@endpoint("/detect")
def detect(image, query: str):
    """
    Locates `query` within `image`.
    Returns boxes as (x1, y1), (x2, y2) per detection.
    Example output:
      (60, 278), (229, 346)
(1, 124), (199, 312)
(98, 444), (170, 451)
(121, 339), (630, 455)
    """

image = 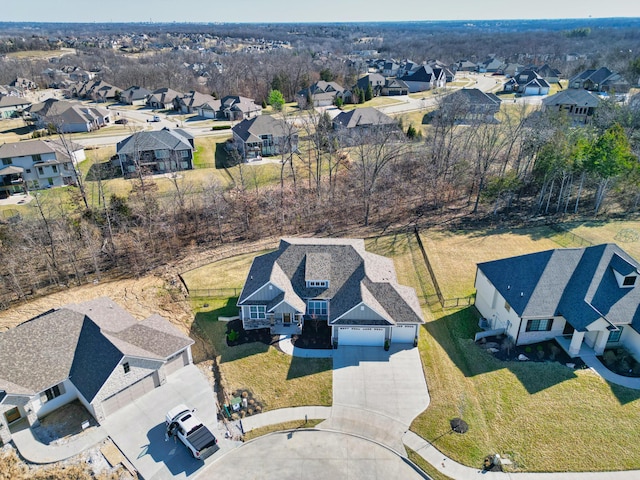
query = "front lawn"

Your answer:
(411, 307), (640, 472)
(363, 228), (640, 472)
(192, 299), (332, 412)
